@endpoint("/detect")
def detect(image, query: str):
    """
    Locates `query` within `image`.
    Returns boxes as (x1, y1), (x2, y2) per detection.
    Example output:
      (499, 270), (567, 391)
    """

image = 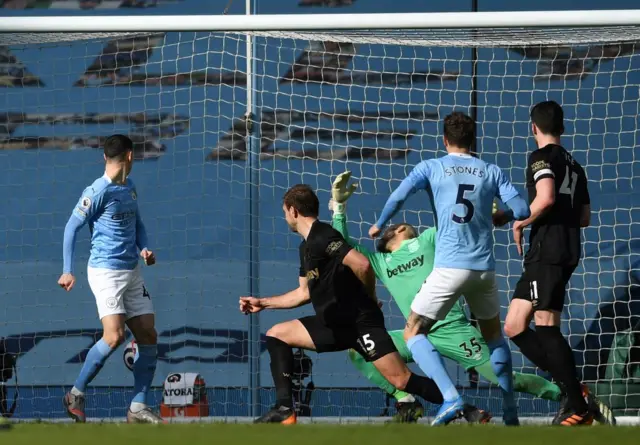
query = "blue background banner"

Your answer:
(0, 0), (639, 418)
